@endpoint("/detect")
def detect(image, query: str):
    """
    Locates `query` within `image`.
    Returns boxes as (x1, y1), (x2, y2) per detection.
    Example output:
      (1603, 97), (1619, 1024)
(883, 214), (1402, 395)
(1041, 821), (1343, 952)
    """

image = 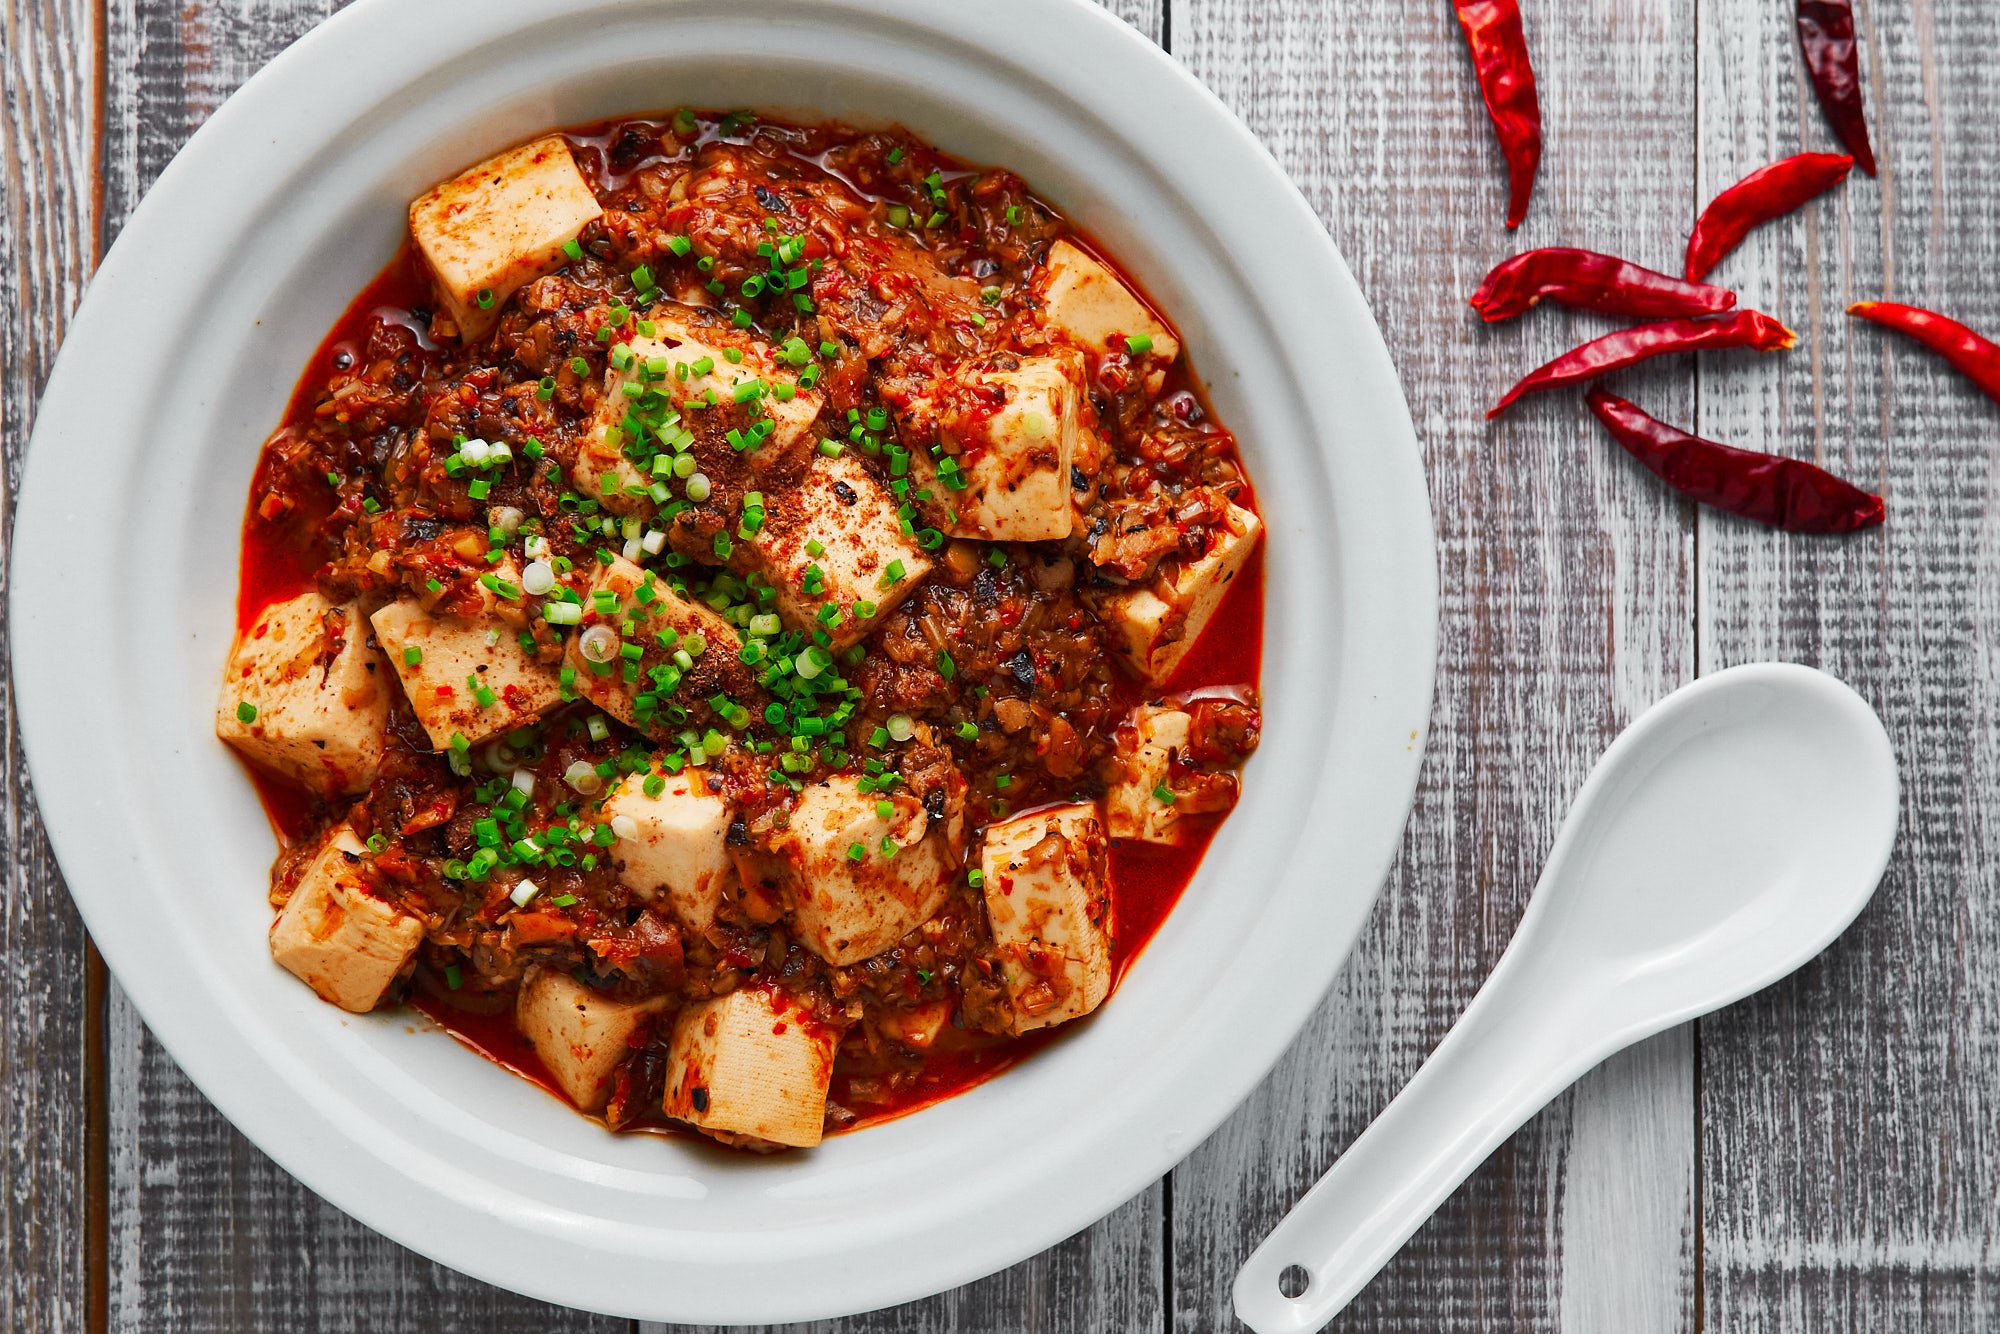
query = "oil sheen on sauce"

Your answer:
(240, 117), (1265, 1135)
